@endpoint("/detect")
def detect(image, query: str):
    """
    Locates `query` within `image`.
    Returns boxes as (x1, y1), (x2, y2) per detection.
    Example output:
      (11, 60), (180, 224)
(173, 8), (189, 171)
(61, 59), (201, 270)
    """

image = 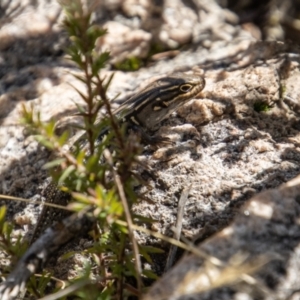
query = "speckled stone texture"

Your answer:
(1, 0), (300, 299)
